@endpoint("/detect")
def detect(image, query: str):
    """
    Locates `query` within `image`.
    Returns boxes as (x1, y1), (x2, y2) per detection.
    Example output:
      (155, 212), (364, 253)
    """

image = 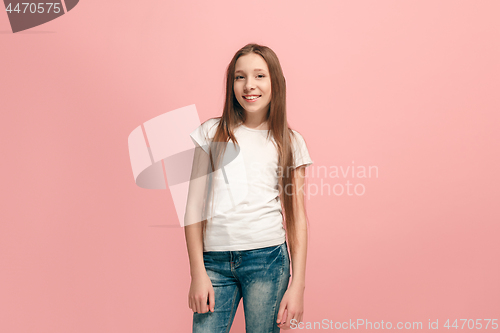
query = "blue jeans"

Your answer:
(193, 241), (291, 333)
